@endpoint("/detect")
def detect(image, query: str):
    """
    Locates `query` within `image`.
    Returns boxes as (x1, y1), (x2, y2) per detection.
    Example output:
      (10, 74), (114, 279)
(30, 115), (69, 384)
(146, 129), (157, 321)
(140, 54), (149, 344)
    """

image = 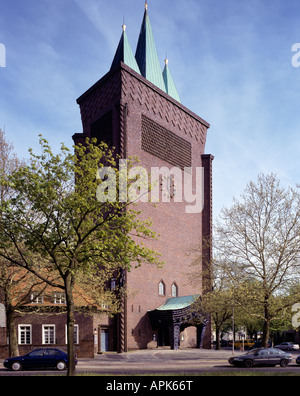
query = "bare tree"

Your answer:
(215, 173), (300, 346)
